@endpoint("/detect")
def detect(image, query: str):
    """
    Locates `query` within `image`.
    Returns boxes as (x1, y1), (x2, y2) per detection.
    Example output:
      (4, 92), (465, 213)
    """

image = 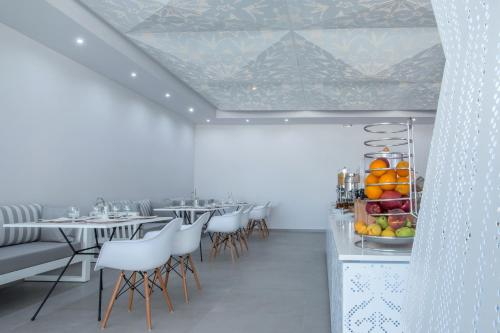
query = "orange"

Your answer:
(379, 172), (397, 190)
(395, 177), (410, 195)
(364, 185), (383, 199)
(385, 169), (397, 178)
(396, 161), (409, 177)
(369, 159), (388, 177)
(365, 174), (379, 185)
